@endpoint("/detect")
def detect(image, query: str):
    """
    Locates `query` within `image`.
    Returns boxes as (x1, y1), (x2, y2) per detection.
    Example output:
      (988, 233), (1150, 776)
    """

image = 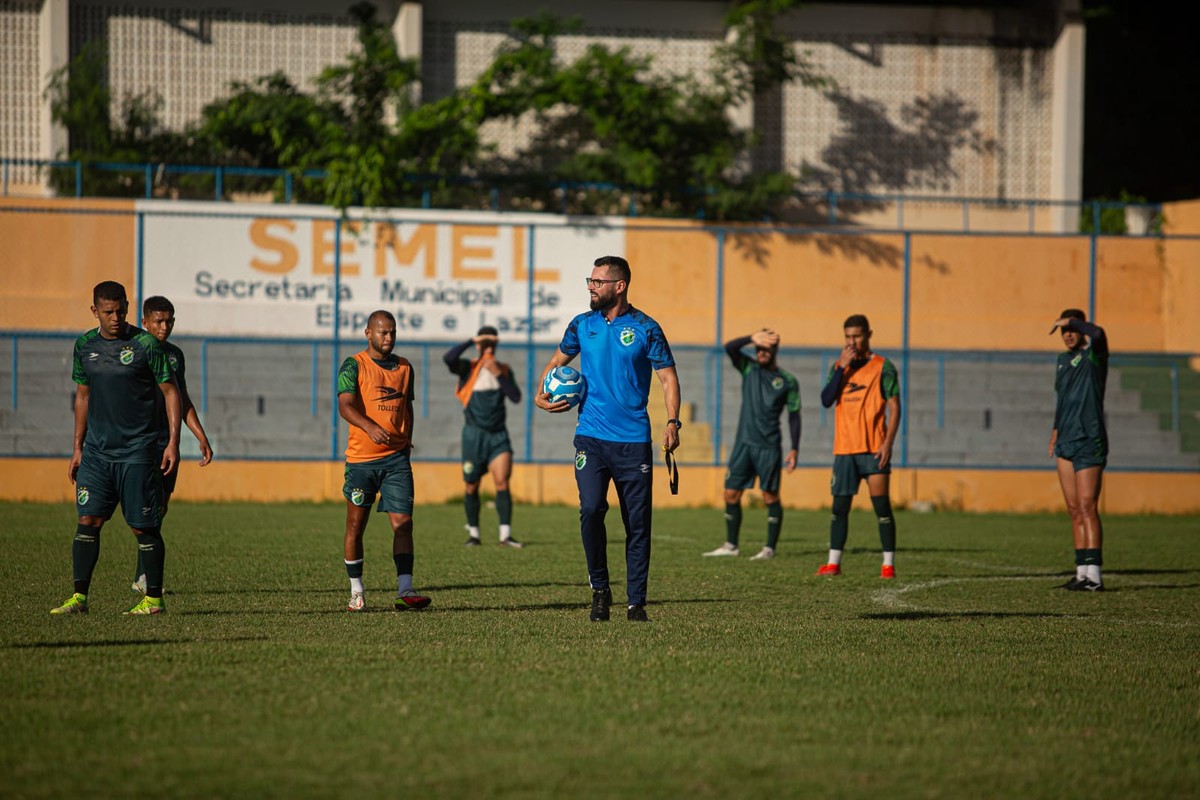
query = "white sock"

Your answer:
(1086, 564), (1102, 584)
(397, 573), (413, 594)
(882, 551), (895, 567)
(828, 549), (843, 566)
(349, 576), (364, 595)
(466, 525), (481, 540)
(1076, 565), (1088, 580)
(499, 524), (512, 541)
